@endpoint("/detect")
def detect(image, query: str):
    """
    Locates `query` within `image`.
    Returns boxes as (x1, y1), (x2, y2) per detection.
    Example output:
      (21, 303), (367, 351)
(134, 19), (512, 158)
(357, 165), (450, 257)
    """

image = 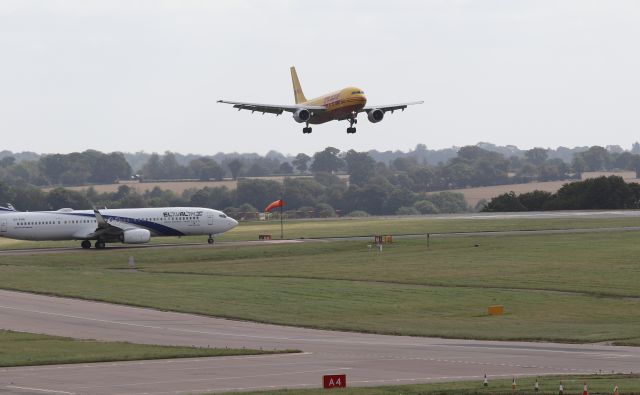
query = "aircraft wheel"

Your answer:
(95, 241), (106, 249)
(81, 240), (91, 249)
(207, 237), (214, 245)
(347, 127), (356, 134)
(303, 127), (312, 134)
